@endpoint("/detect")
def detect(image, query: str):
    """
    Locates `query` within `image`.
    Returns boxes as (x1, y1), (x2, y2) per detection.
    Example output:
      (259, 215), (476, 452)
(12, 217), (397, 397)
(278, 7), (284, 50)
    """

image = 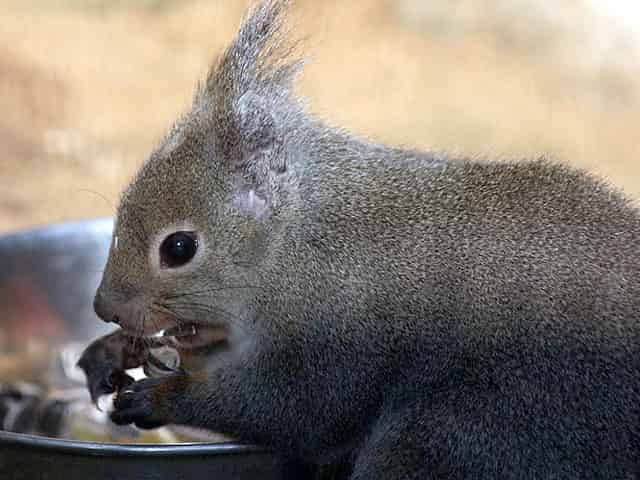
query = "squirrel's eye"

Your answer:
(160, 231), (198, 268)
